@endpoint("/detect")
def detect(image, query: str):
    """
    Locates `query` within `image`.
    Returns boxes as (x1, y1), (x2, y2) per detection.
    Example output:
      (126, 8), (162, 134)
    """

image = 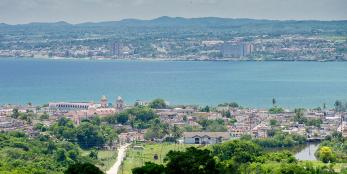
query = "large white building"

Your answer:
(49, 102), (94, 112)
